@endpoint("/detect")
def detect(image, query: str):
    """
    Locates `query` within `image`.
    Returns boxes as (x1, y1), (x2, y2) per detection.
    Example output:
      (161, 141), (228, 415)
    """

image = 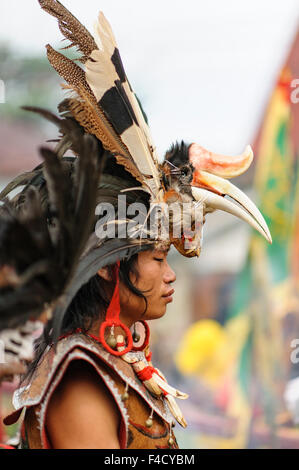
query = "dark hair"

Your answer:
(23, 154), (153, 382)
(24, 253), (147, 382)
